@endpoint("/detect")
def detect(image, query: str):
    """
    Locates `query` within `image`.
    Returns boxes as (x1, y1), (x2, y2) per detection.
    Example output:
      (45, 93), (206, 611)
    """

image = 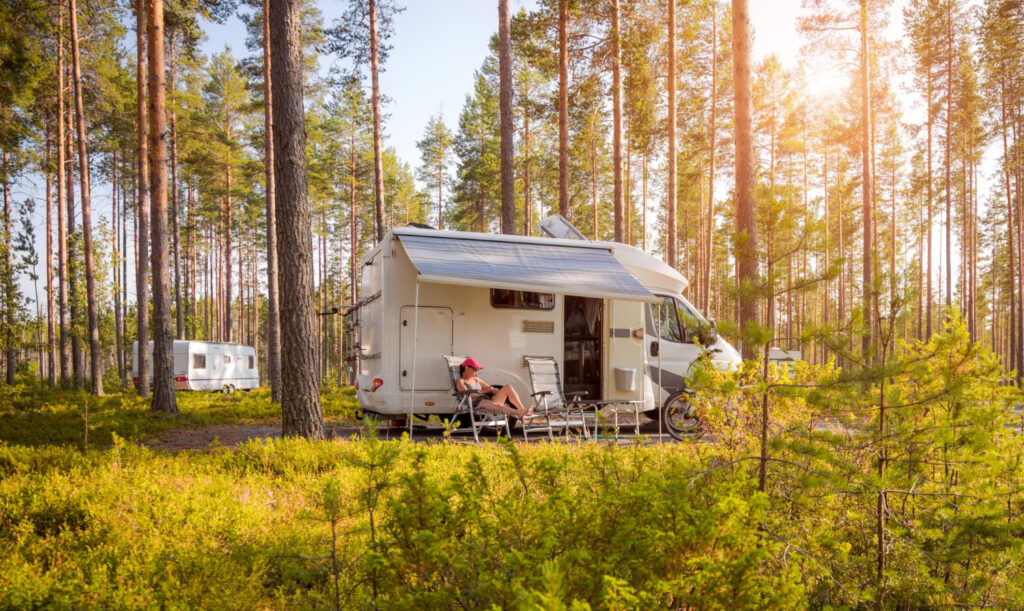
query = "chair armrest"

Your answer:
(531, 390), (553, 398)
(567, 391), (589, 401)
